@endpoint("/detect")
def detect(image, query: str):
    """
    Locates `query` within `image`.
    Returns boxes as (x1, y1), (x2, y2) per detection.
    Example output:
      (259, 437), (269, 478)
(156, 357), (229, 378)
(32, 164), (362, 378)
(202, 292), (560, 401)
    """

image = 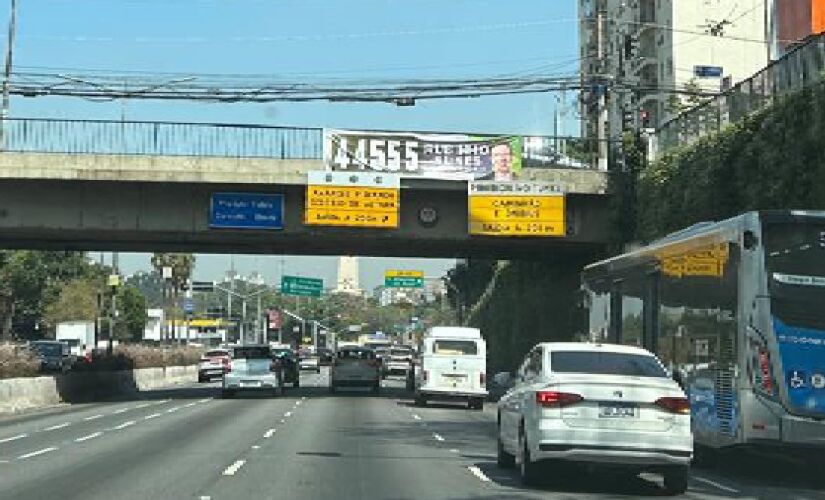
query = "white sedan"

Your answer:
(497, 342), (692, 495)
